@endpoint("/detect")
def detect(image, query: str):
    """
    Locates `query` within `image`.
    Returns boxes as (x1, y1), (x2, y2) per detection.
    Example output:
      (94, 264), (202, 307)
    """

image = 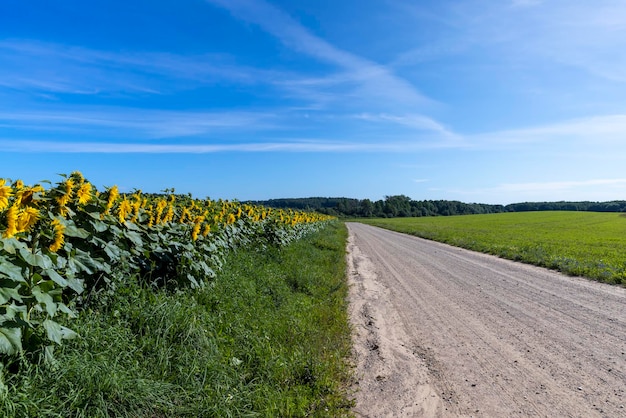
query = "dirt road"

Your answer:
(346, 223), (626, 417)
